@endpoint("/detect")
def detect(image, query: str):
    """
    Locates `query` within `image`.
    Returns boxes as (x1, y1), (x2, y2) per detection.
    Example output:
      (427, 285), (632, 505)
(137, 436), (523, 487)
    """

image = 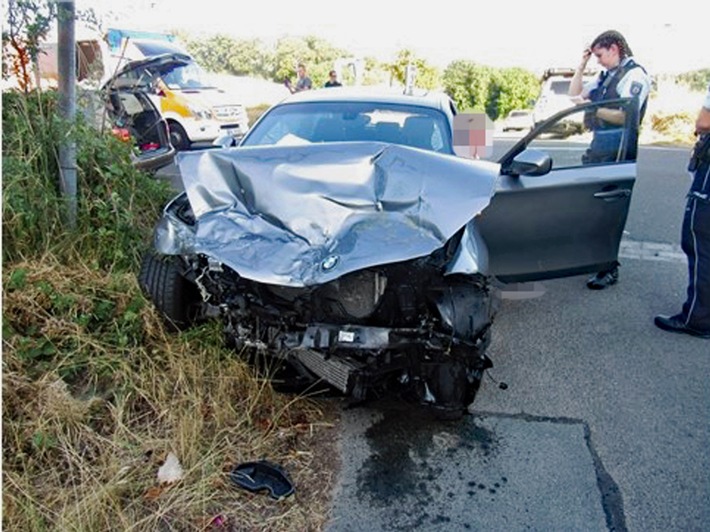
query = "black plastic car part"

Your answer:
(229, 460), (295, 500)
